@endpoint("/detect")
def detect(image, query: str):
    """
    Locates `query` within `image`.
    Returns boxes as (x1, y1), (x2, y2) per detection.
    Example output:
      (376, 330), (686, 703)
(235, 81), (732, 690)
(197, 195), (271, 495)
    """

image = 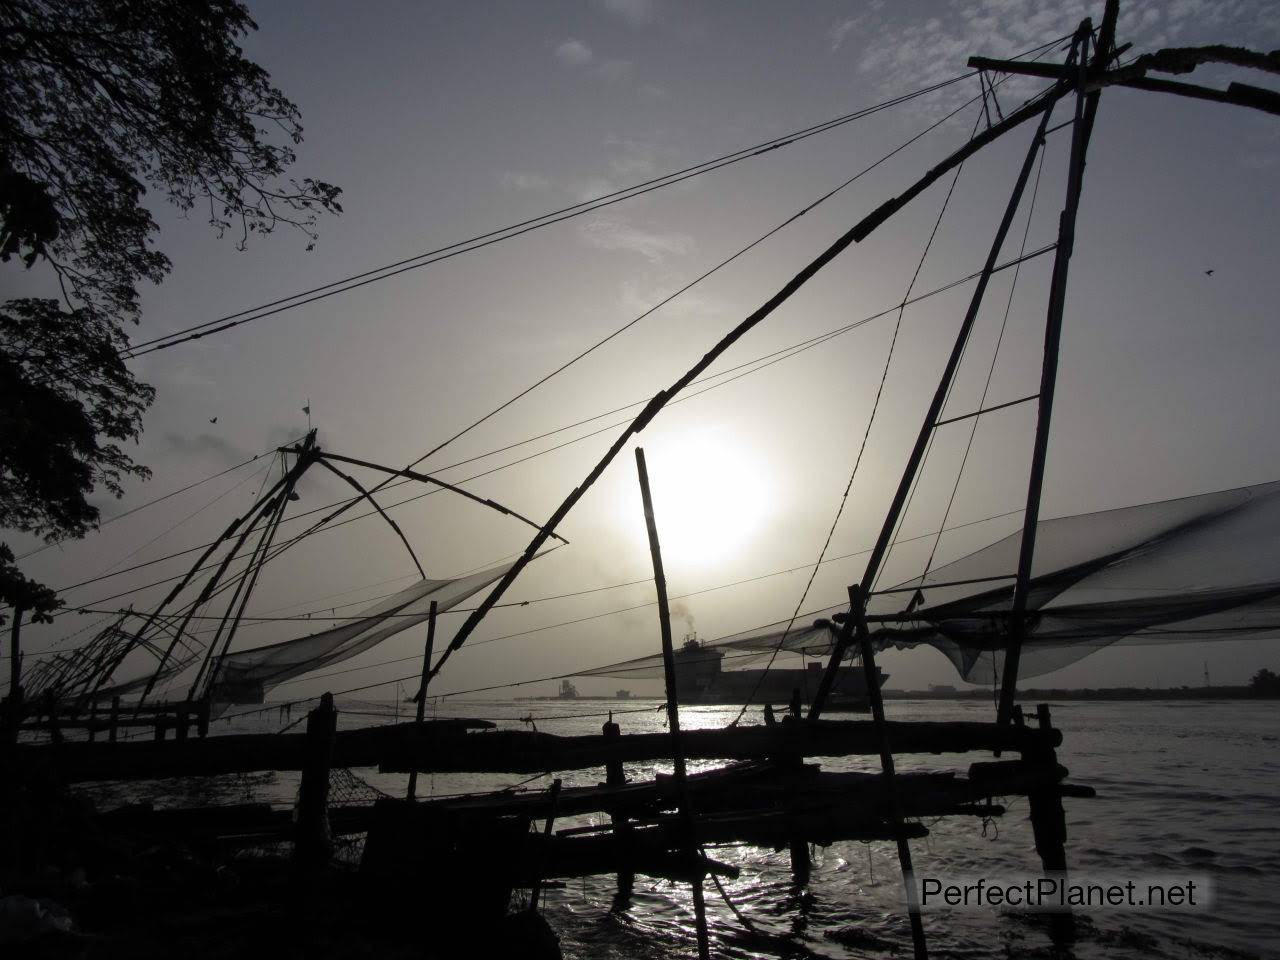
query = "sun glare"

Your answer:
(626, 426), (774, 572)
